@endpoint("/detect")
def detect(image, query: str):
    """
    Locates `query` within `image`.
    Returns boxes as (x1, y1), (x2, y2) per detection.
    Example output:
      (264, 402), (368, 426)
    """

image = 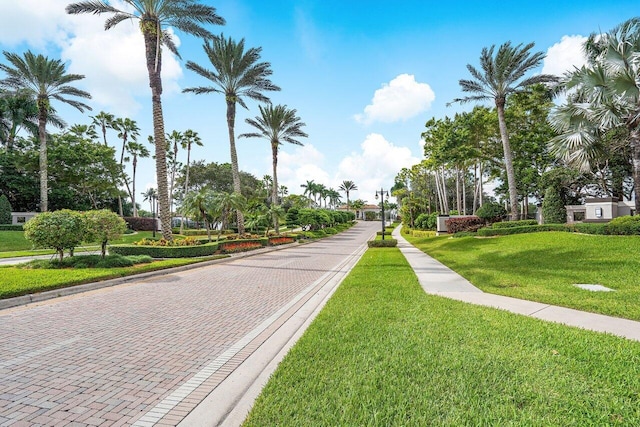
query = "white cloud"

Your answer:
(335, 133), (420, 203)
(354, 74), (435, 124)
(542, 35), (588, 76)
(278, 144), (331, 193)
(0, 0), (72, 49)
(0, 0), (183, 116)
